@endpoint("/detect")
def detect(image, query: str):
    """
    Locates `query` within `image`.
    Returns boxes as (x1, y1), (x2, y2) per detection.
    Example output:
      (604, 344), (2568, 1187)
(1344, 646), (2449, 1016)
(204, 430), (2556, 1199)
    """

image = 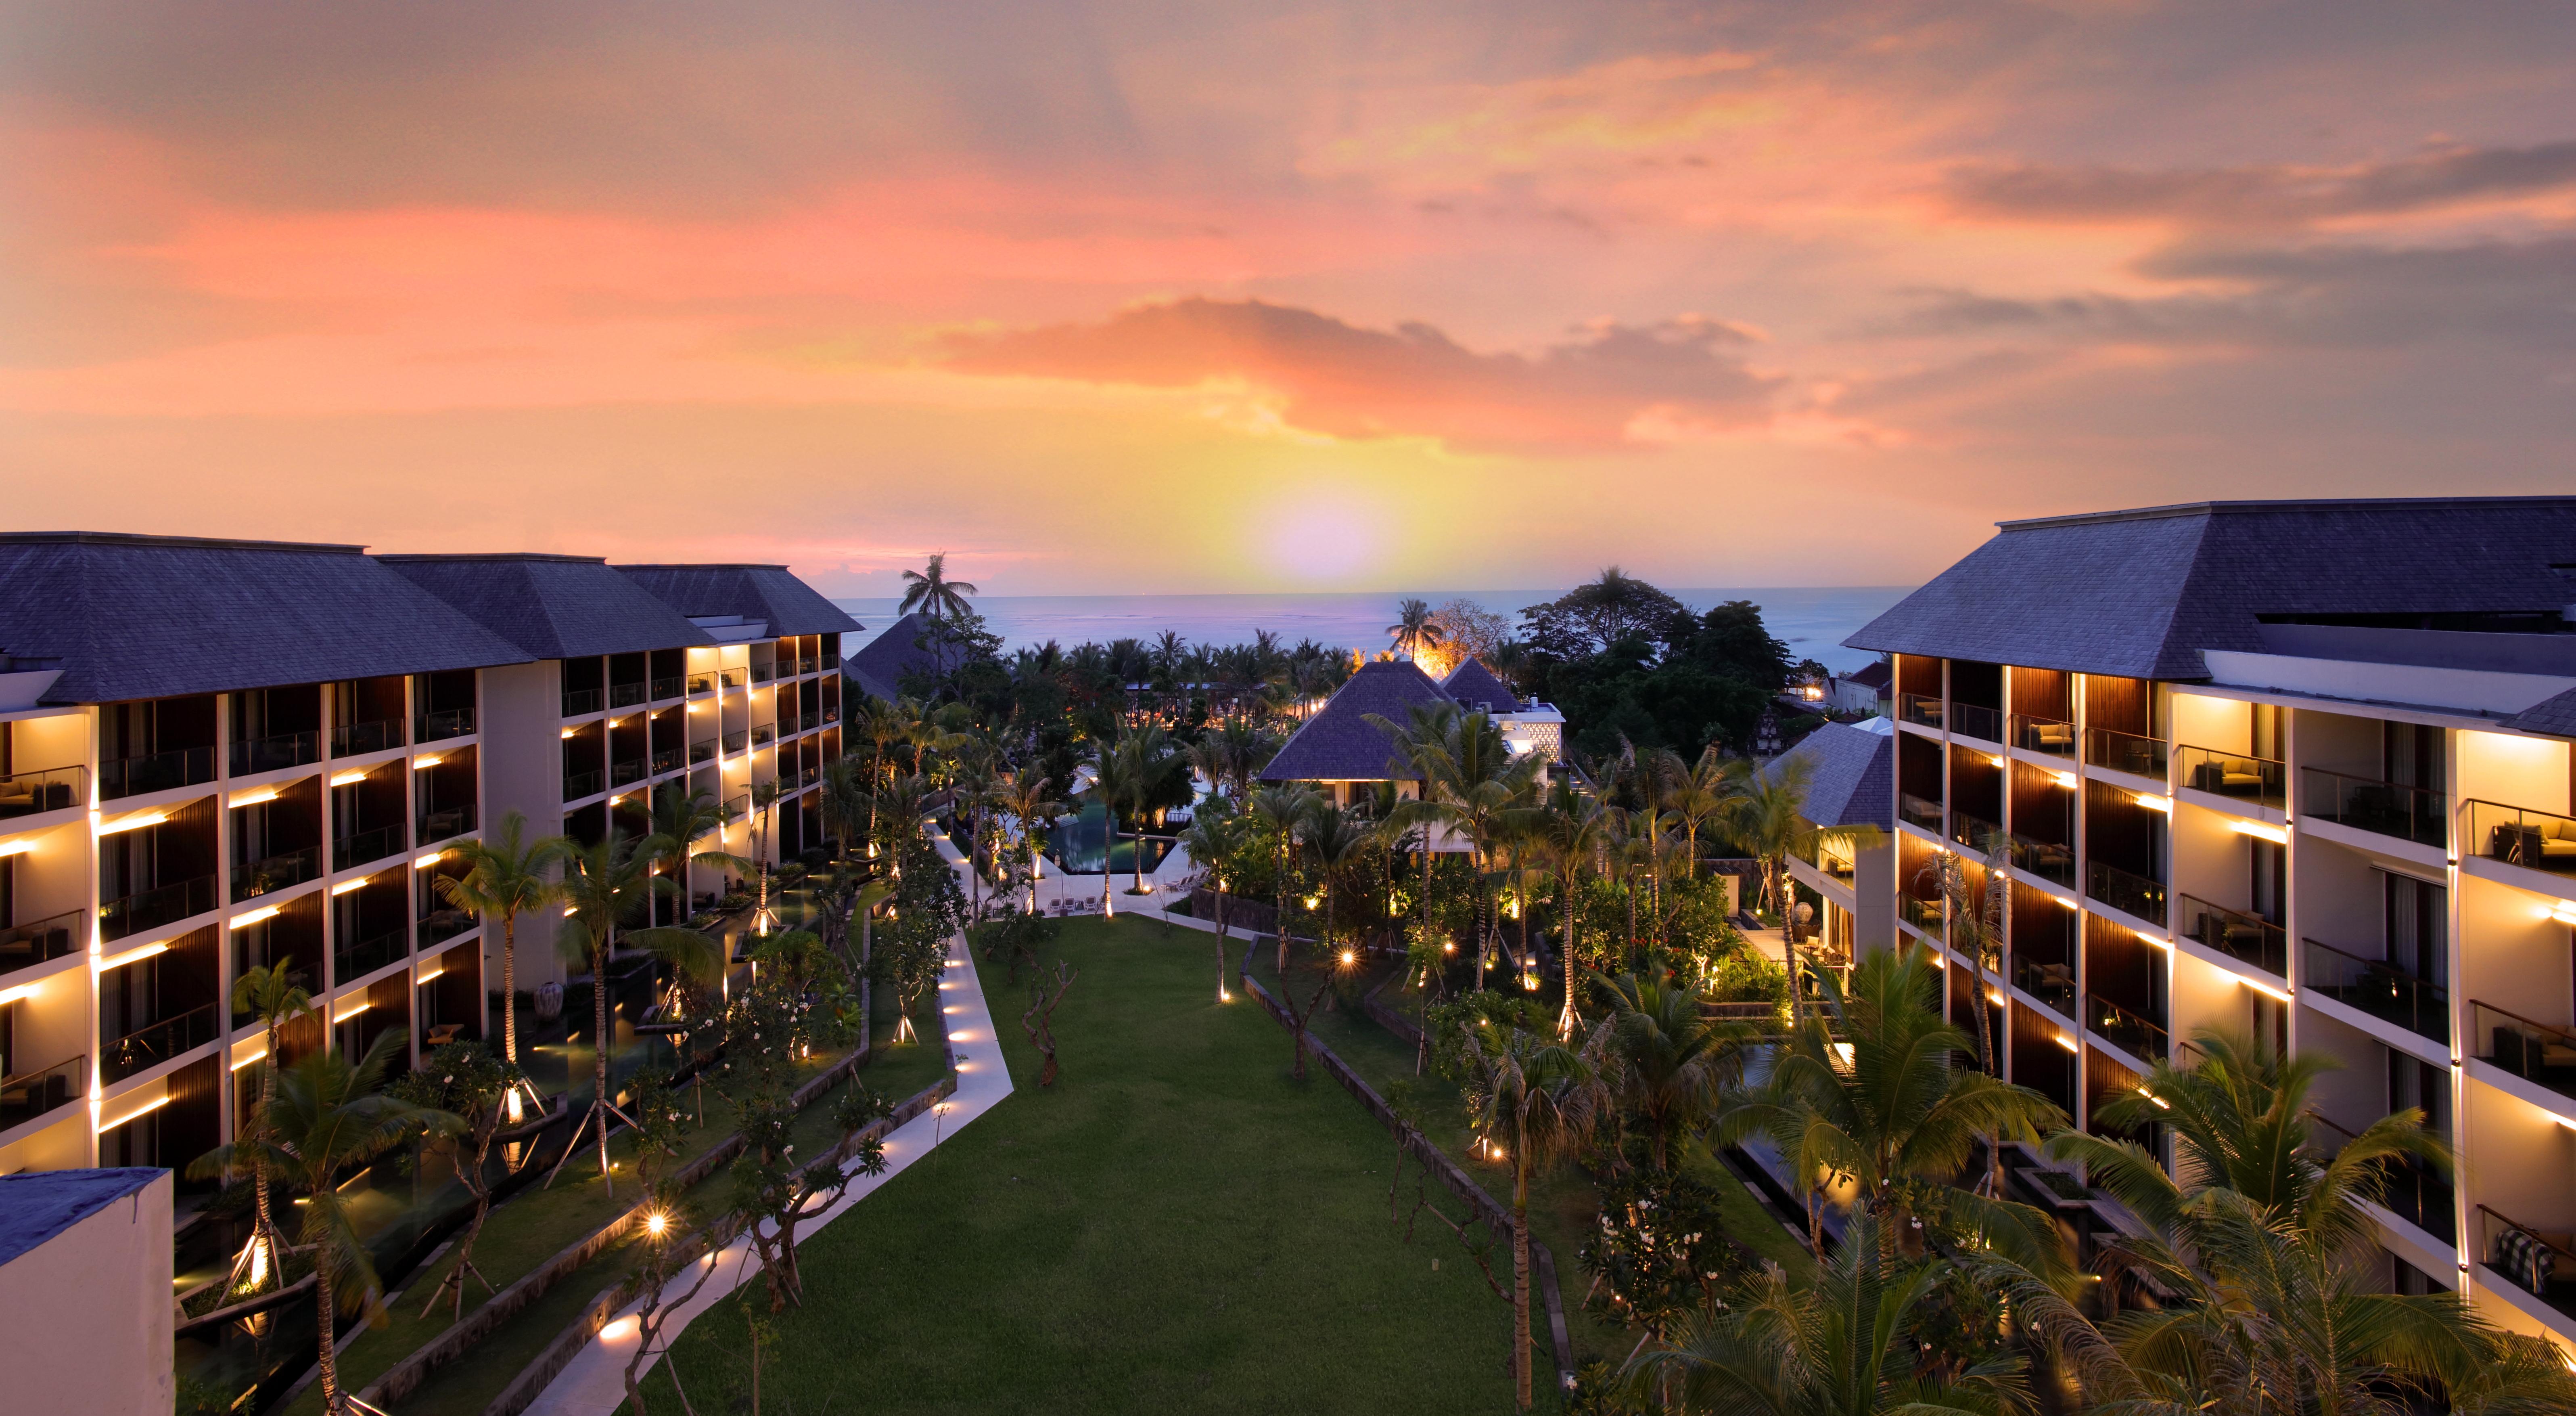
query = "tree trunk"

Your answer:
(1512, 1175), (1534, 1409)
(1472, 847), (1489, 993)
(1777, 861), (1801, 1030)
(314, 1249), (343, 1414)
(501, 913), (519, 1065)
(594, 940), (614, 1197)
